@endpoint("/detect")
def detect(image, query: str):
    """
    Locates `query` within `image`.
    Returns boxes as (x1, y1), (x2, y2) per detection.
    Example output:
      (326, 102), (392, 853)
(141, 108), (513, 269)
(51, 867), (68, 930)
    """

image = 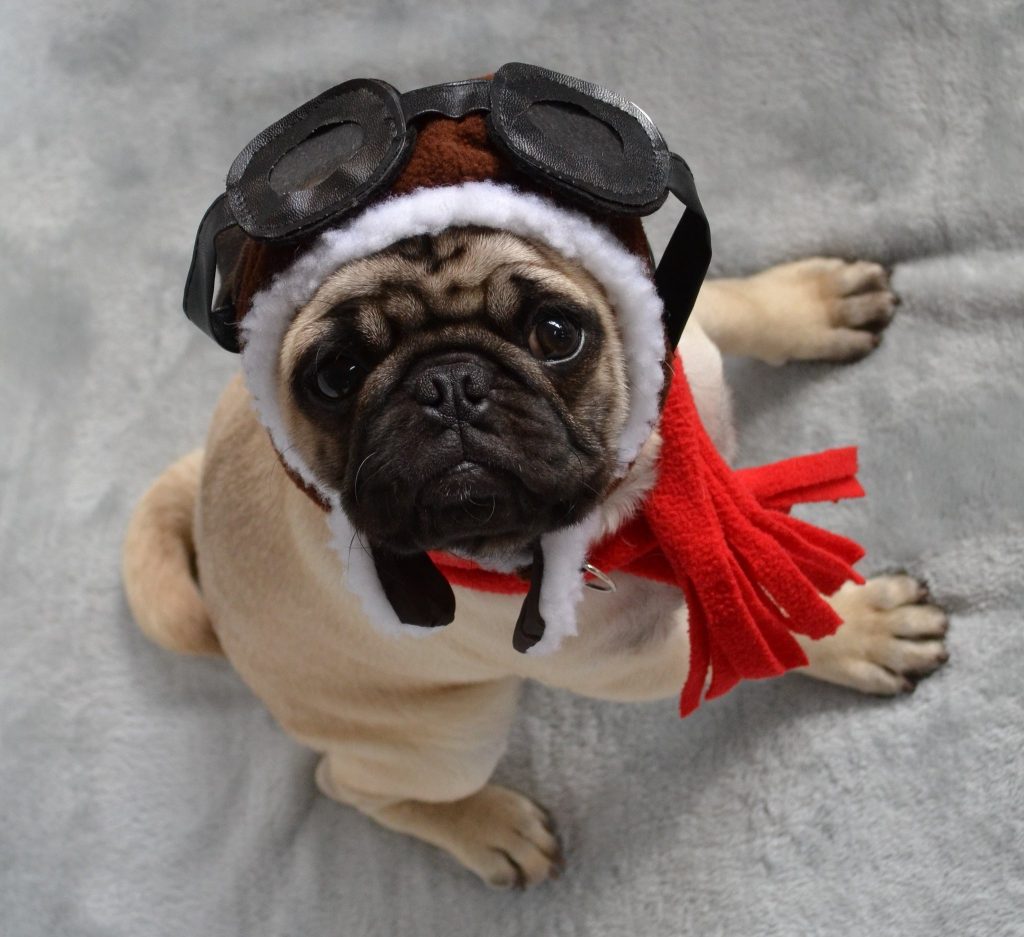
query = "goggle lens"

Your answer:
(226, 79), (409, 241)
(268, 121), (368, 196)
(487, 63), (670, 215)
